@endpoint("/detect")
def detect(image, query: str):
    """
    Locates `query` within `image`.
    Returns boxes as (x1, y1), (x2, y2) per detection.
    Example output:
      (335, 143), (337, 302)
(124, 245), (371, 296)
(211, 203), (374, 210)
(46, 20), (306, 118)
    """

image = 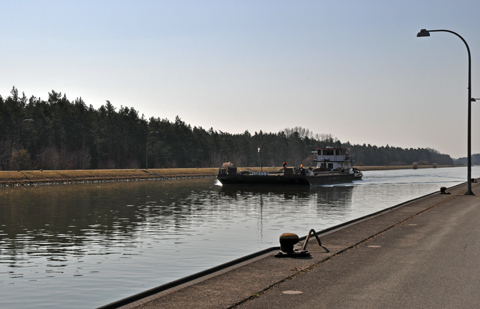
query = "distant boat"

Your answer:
(217, 147), (357, 186)
(352, 168), (363, 180)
